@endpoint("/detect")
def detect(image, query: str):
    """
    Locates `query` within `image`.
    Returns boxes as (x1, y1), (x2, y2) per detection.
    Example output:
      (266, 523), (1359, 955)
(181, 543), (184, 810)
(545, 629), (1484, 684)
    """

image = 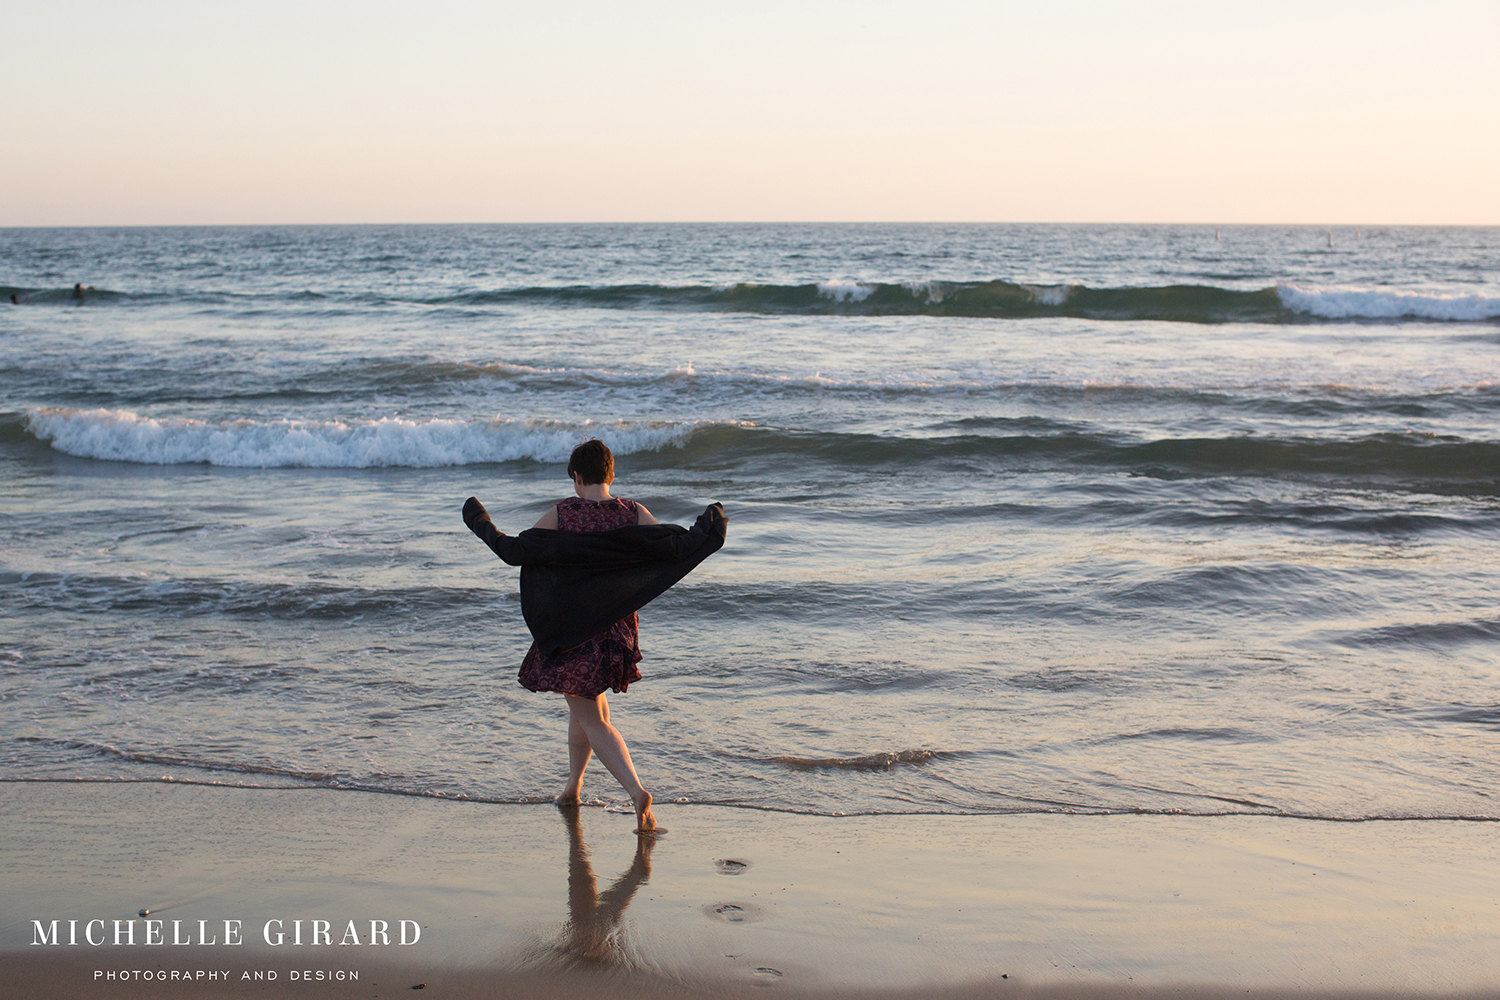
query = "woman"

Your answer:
(519, 439), (659, 833)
